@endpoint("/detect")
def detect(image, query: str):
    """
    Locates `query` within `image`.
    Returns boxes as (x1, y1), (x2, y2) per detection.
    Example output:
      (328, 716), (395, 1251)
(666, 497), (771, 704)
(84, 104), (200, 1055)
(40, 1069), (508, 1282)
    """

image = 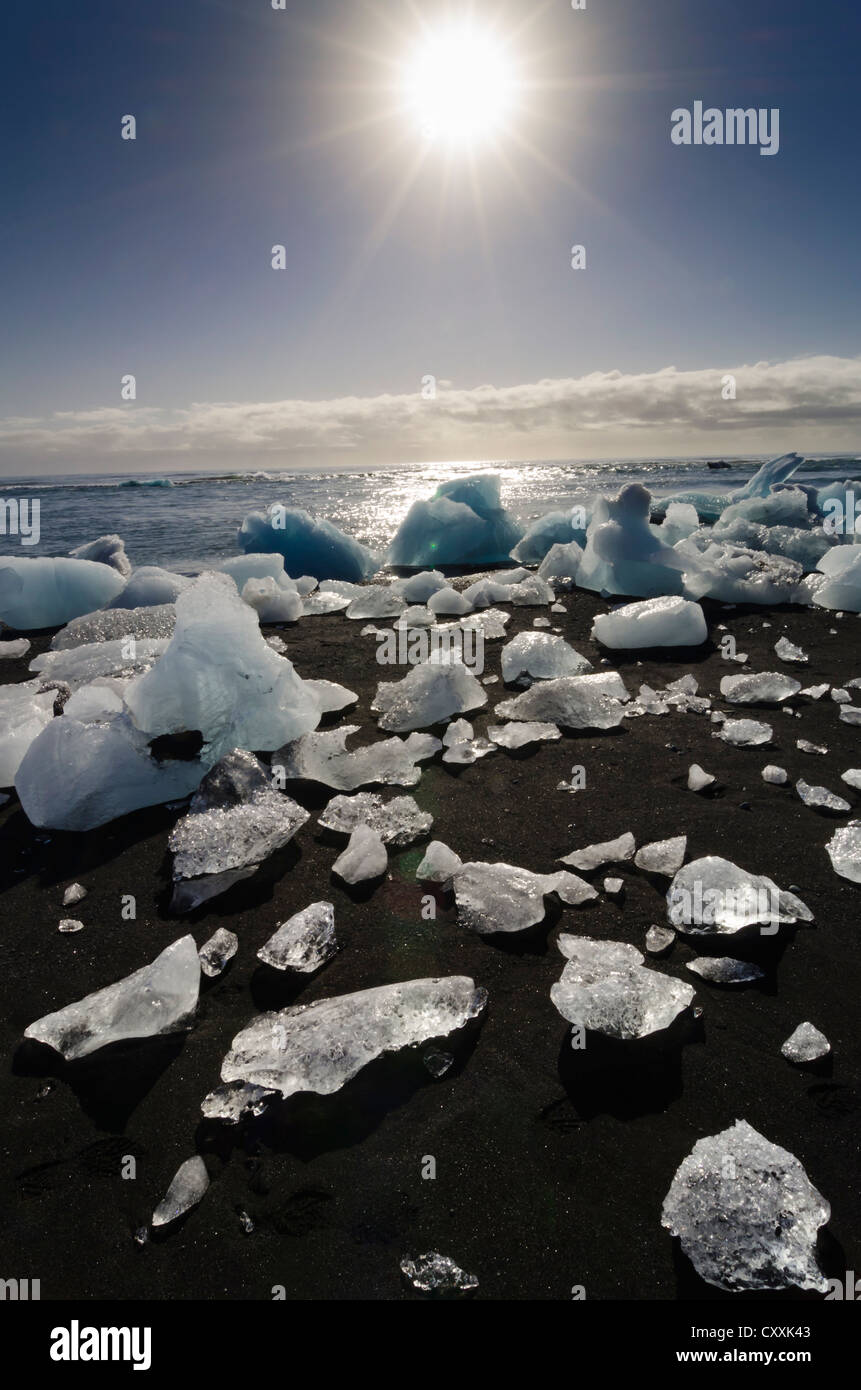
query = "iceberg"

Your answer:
(592, 596), (707, 649)
(219, 976), (487, 1098)
(656, 452), (803, 524)
(387, 474), (523, 568)
(511, 509), (577, 564)
(0, 556), (126, 629)
(577, 484), (692, 599)
(199, 928), (239, 978)
(551, 935), (694, 1039)
(661, 1119), (829, 1292)
(24, 936), (200, 1061)
(238, 505), (379, 581)
(825, 822), (861, 882)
